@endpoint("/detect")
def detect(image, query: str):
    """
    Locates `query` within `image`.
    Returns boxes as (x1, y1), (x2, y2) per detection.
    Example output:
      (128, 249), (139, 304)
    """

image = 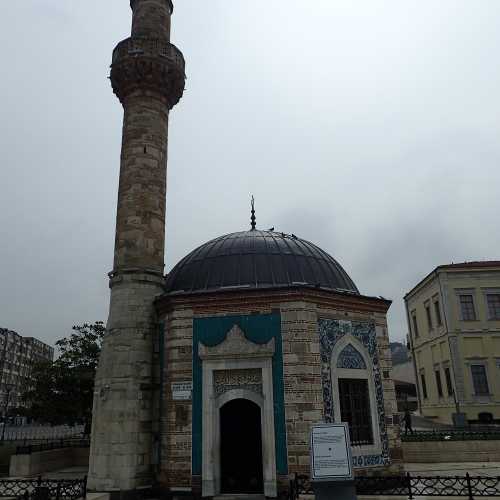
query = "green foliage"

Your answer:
(22, 322), (105, 425)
